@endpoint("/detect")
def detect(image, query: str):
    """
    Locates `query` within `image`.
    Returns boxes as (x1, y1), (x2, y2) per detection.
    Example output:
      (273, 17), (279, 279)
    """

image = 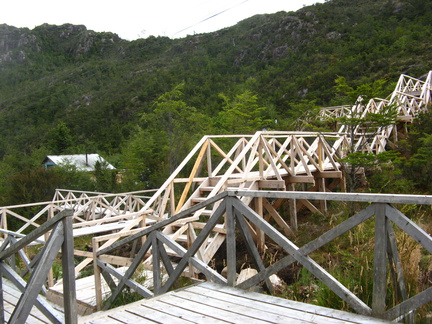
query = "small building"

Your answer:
(42, 154), (115, 171)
